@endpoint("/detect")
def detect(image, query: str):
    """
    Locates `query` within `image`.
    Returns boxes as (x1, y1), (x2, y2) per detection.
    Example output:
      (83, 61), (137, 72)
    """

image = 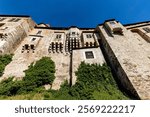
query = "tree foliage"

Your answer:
(23, 57), (55, 87)
(0, 58), (130, 100)
(0, 54), (13, 76)
(47, 62), (129, 100)
(0, 57), (55, 96)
